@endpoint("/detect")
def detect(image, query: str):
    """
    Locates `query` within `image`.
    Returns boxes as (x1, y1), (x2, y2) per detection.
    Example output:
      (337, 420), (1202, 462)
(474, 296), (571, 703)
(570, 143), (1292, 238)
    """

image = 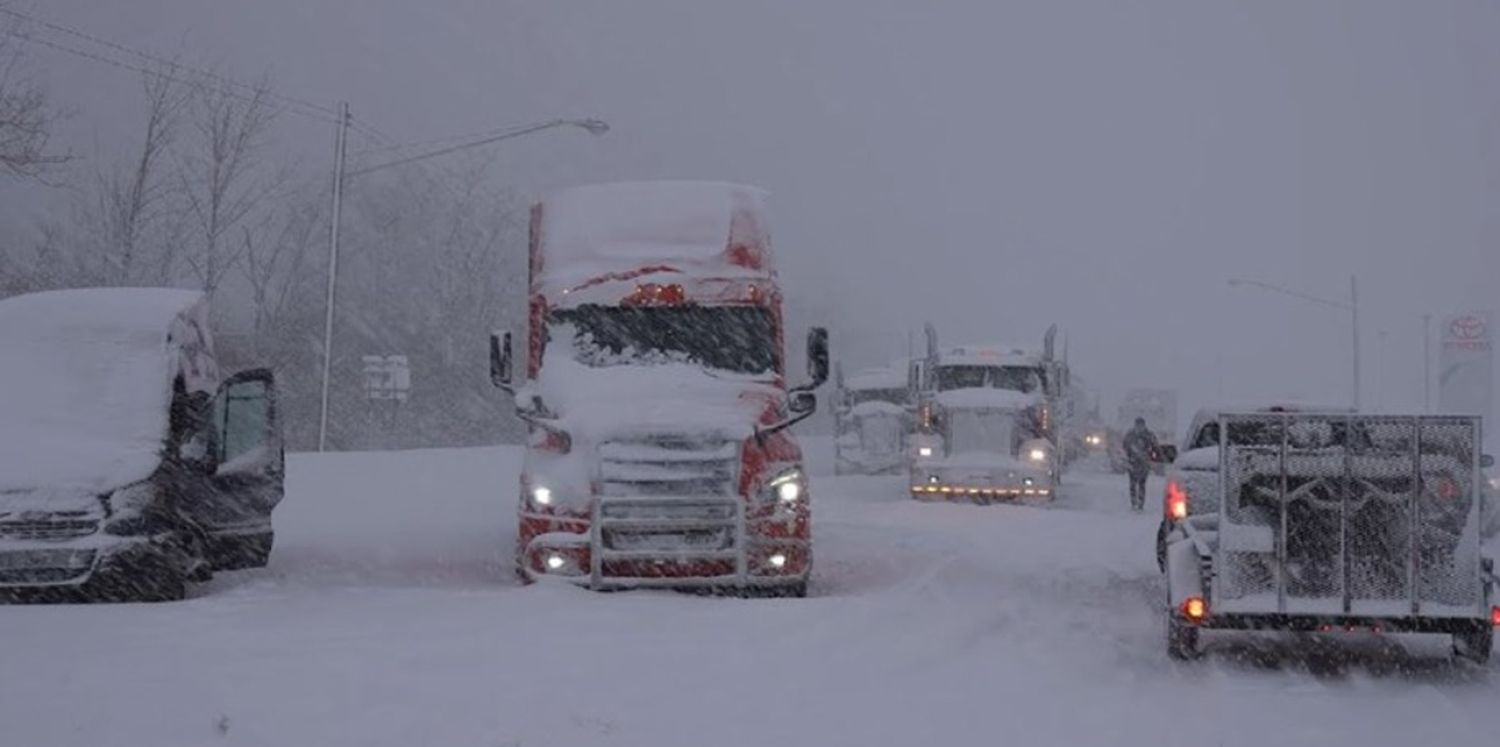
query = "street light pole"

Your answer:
(1227, 275), (1361, 410)
(314, 114), (608, 451)
(1349, 274), (1361, 411)
(1422, 313), (1432, 412)
(318, 102), (350, 452)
